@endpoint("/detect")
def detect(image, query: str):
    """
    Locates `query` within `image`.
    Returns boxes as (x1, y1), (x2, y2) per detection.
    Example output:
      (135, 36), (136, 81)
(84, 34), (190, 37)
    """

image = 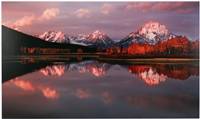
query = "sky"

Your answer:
(2, 2), (199, 41)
